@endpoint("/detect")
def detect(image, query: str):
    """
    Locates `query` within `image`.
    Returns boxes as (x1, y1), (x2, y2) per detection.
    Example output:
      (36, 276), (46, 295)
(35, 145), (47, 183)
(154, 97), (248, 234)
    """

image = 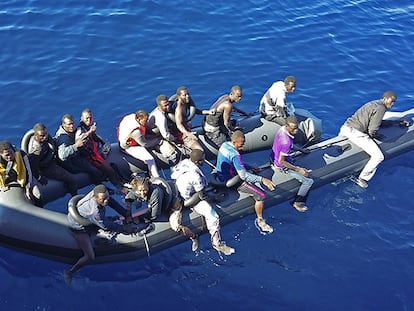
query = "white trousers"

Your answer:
(339, 125), (384, 181)
(125, 146), (159, 178)
(192, 200), (221, 247)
